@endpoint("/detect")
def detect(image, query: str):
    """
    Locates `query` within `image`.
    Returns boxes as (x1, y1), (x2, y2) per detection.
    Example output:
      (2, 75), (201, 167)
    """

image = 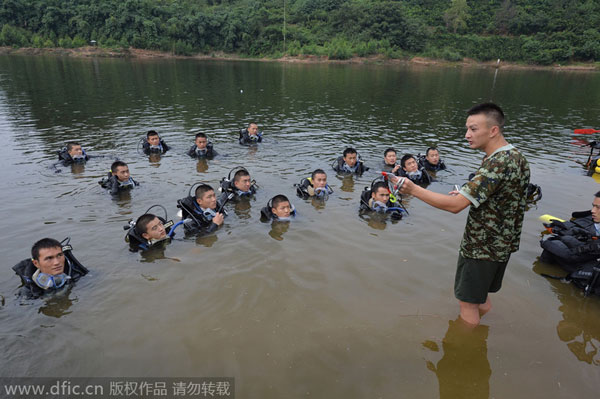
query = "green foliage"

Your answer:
(0, 0), (598, 64)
